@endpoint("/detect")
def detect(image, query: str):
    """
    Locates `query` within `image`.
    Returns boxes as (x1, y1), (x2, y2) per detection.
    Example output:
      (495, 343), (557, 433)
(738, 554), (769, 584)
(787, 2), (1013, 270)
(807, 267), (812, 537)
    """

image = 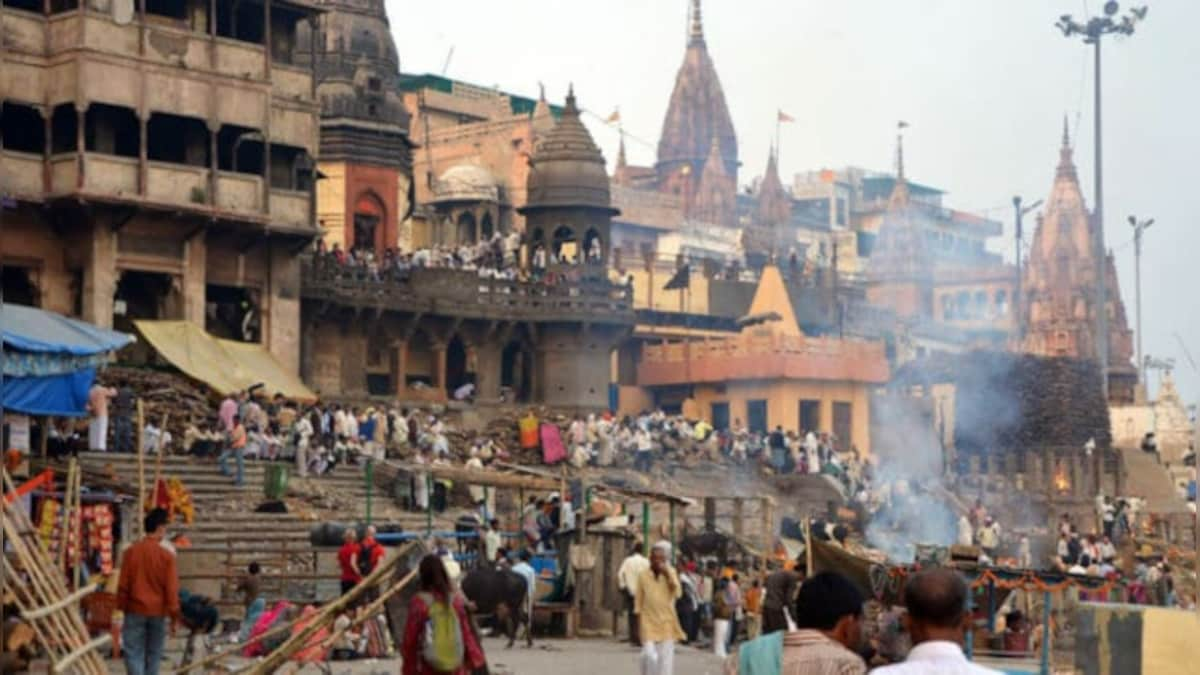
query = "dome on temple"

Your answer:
(433, 164), (499, 204)
(523, 87), (614, 213)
